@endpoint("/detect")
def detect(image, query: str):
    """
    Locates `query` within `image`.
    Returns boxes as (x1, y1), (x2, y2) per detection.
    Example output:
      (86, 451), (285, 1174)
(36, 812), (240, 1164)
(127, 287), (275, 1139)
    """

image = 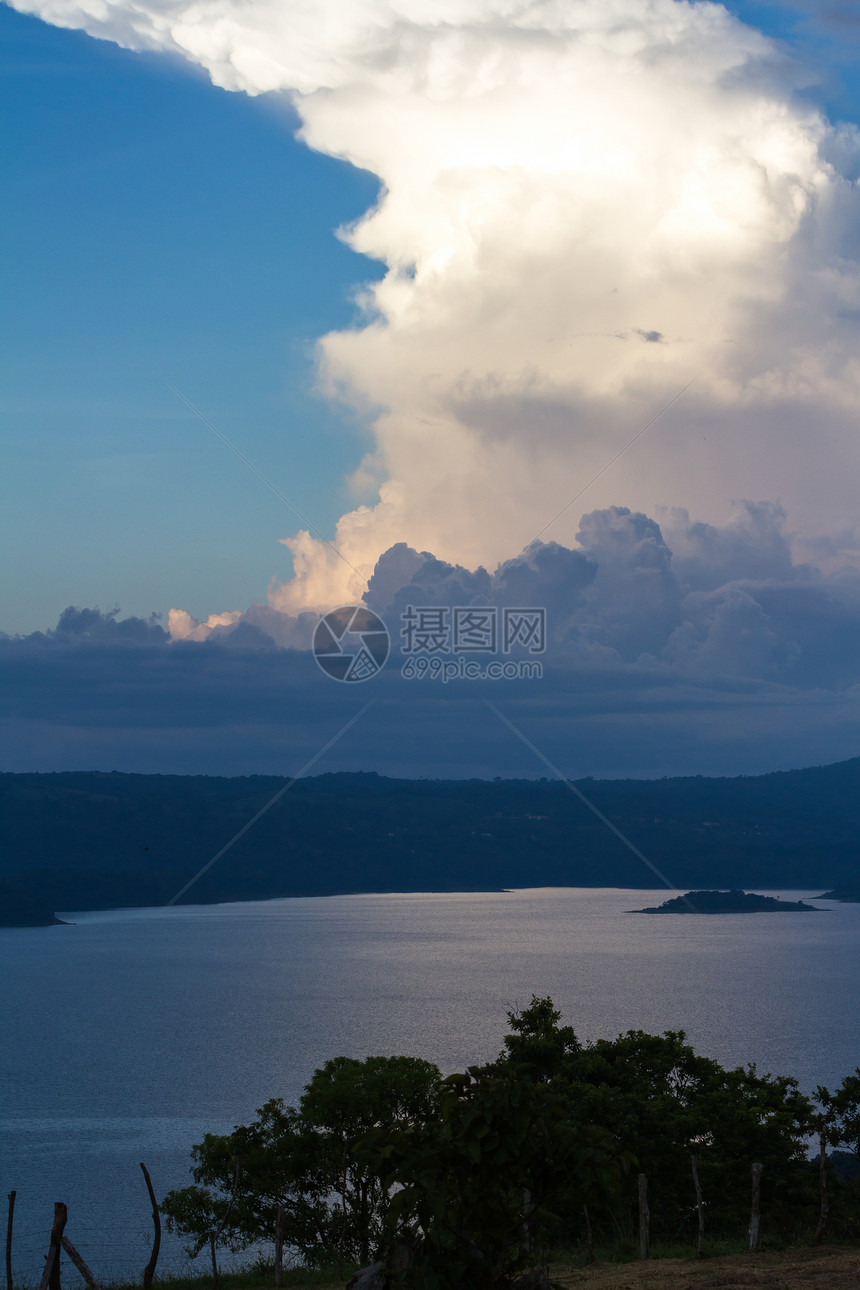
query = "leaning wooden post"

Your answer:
(39, 1203), (67, 1290)
(274, 1204), (284, 1288)
(690, 1155), (705, 1258)
(60, 1238), (102, 1290)
(5, 1191), (15, 1290)
(139, 1163), (161, 1290)
(813, 1127), (829, 1245)
(637, 1174), (650, 1260)
(748, 1162), (762, 1250)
